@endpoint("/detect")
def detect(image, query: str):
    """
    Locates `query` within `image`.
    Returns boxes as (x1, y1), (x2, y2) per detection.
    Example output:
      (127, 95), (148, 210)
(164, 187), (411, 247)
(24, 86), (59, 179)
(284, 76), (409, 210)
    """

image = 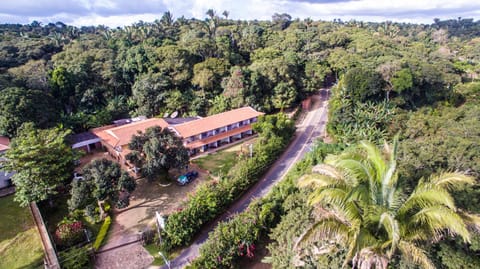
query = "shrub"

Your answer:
(162, 114), (295, 250)
(189, 142), (345, 268)
(59, 246), (91, 269)
(93, 216), (111, 250)
(54, 221), (85, 247)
